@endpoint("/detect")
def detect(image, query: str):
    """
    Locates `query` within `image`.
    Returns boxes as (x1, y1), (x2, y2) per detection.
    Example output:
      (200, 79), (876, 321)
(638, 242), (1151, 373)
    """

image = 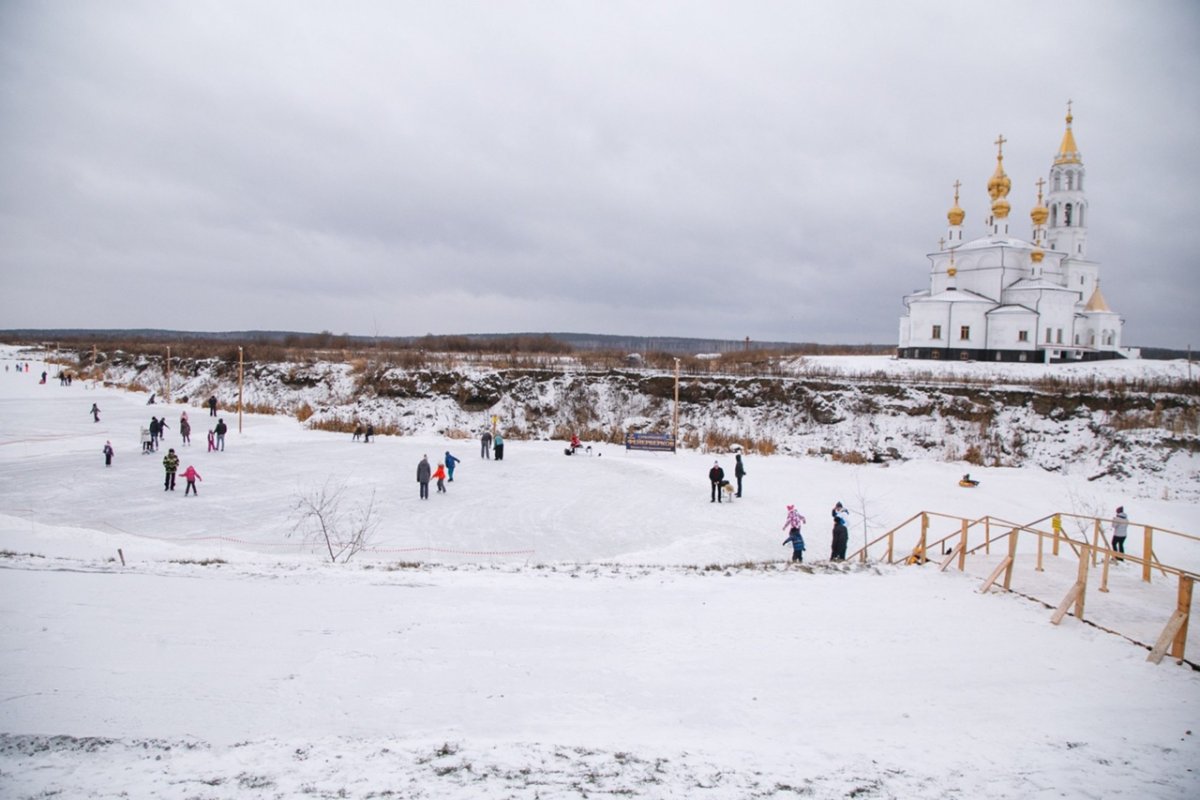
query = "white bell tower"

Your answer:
(1046, 102), (1088, 258)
